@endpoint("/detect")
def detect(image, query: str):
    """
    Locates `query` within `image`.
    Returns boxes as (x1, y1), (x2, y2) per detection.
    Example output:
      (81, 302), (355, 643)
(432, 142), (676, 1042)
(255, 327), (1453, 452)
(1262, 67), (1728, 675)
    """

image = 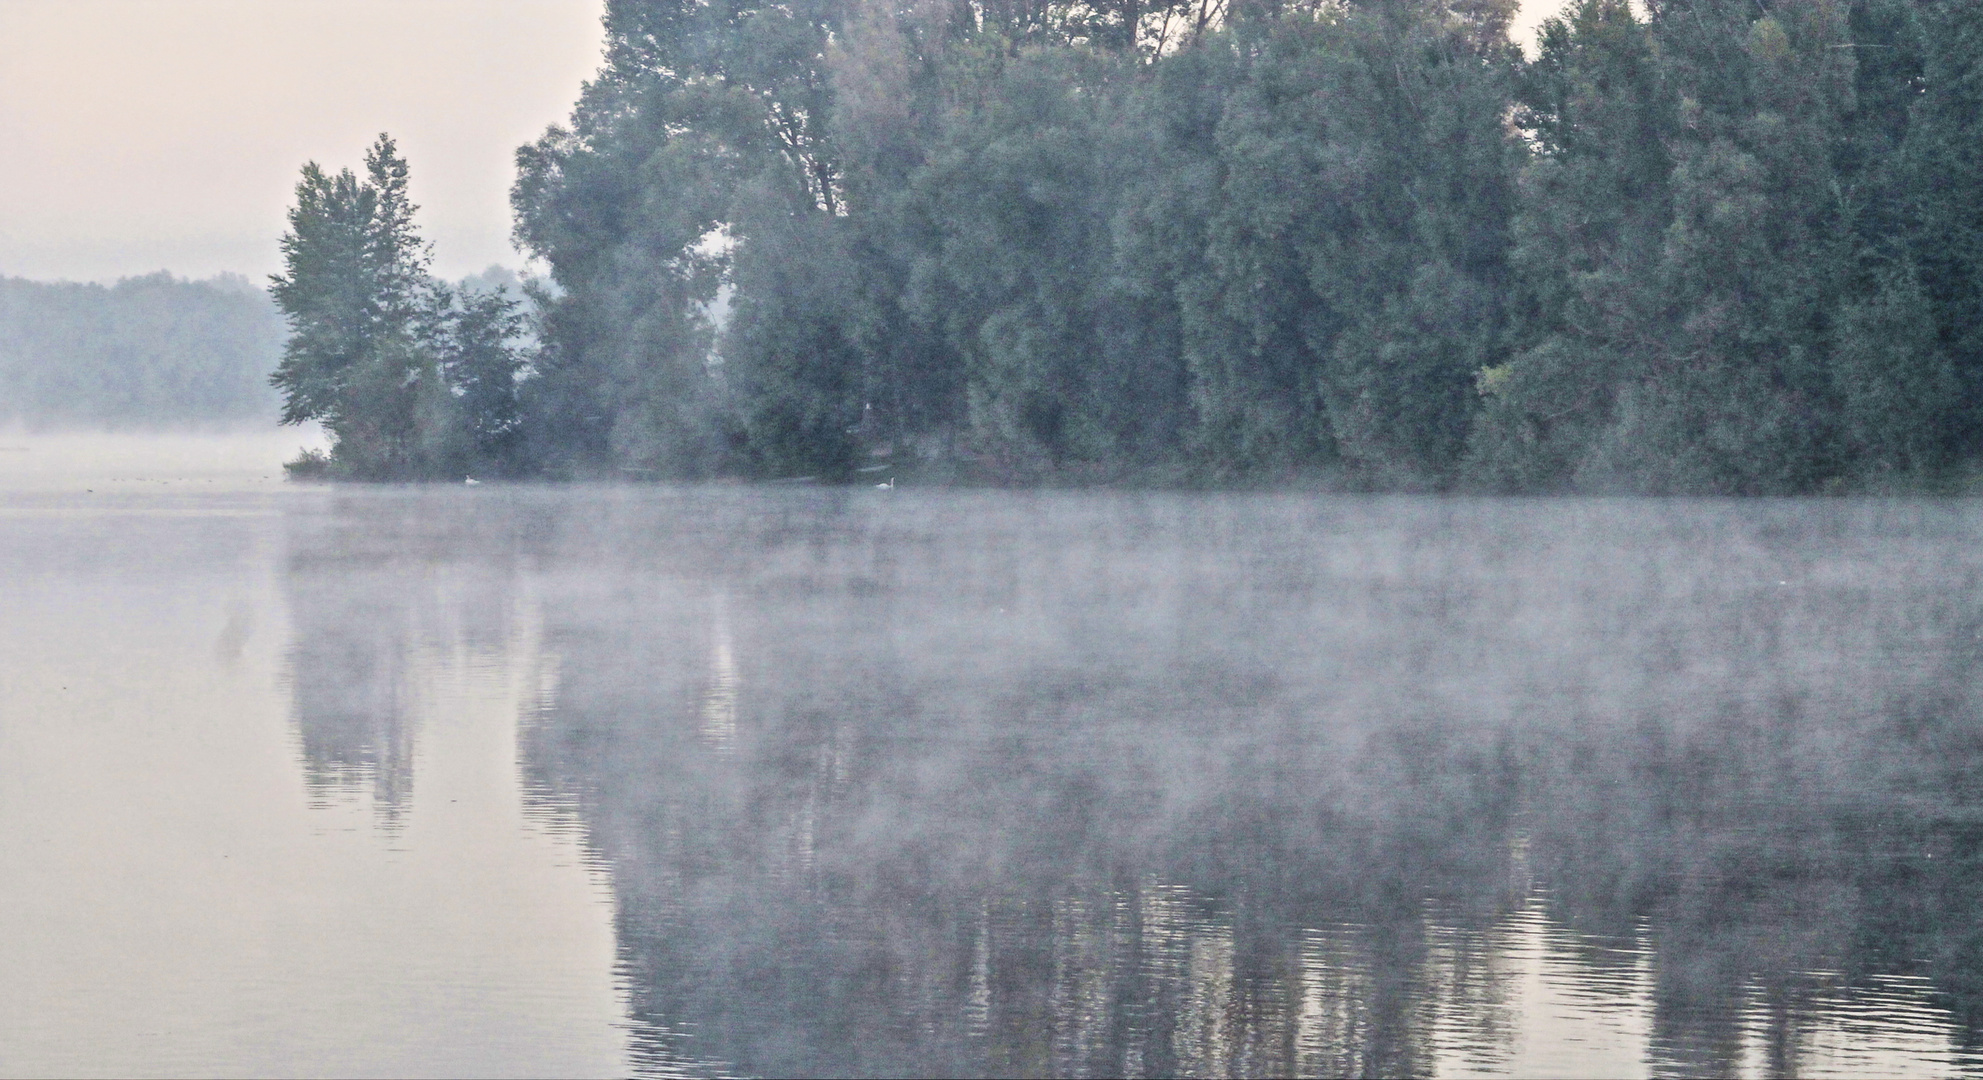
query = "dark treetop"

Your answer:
(277, 0), (1983, 493)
